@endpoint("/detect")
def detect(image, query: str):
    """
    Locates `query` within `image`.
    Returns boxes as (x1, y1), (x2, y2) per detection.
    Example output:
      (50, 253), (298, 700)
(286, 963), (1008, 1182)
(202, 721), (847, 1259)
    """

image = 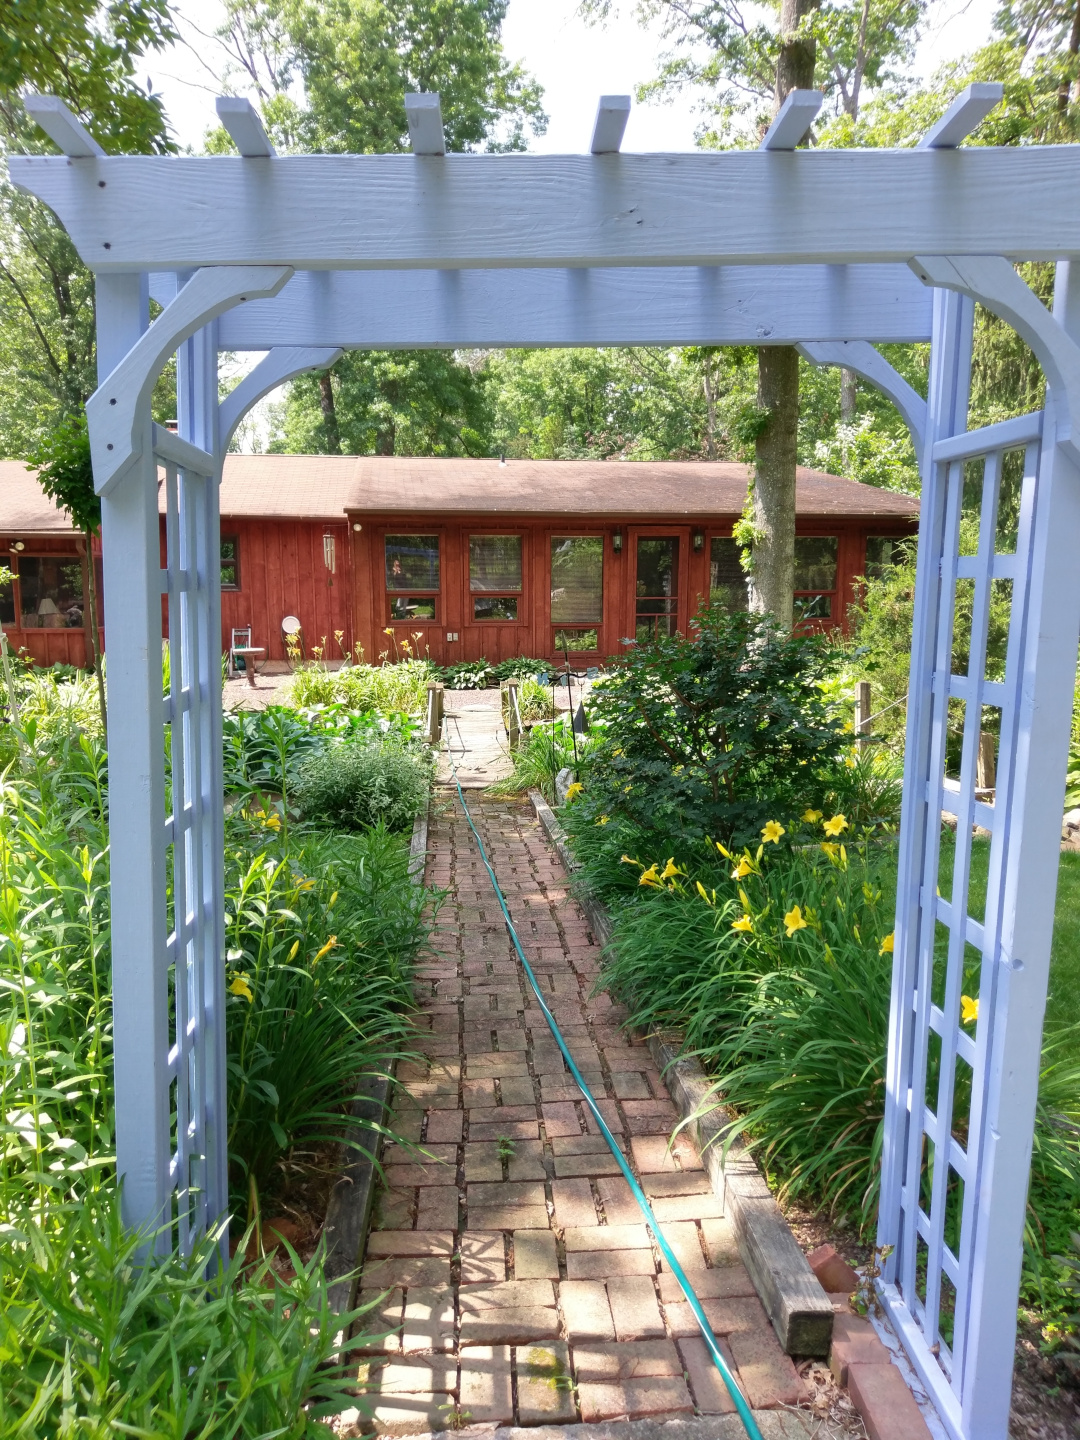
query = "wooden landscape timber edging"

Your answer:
(529, 790), (835, 1359)
(321, 799), (431, 1335)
